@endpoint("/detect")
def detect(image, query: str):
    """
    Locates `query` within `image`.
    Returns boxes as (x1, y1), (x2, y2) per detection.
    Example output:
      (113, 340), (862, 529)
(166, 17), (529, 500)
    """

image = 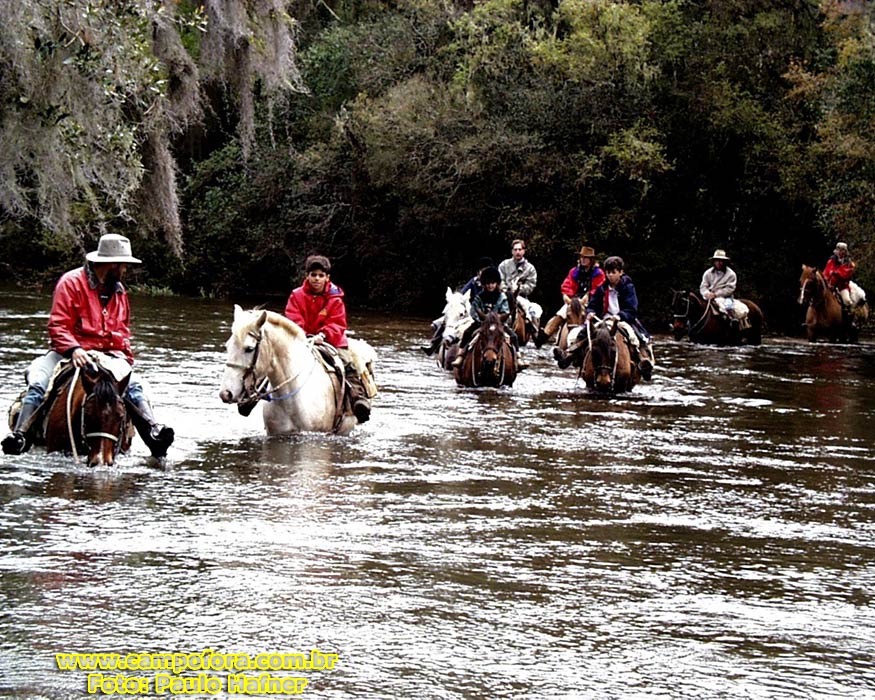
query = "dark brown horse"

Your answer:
(40, 364), (133, 466)
(670, 290), (763, 345)
(509, 292), (539, 347)
(582, 318), (639, 394)
(799, 264), (868, 342)
(454, 312), (517, 387)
